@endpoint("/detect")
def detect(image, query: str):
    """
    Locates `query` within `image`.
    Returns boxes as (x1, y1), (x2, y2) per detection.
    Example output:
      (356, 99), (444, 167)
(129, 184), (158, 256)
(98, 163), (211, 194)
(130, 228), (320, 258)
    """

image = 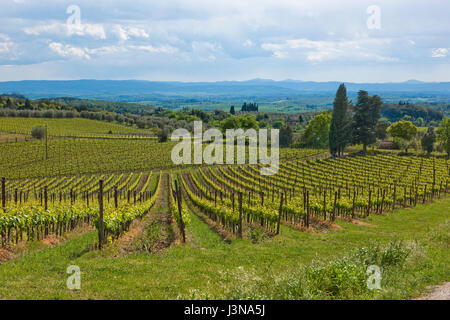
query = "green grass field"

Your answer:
(0, 195), (448, 299)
